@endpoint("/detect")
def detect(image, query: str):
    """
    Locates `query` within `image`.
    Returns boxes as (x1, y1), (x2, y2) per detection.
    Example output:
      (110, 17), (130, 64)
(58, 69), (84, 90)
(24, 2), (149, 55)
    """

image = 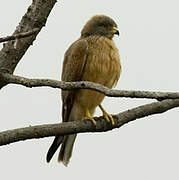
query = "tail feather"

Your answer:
(46, 135), (63, 163)
(58, 134), (77, 166)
